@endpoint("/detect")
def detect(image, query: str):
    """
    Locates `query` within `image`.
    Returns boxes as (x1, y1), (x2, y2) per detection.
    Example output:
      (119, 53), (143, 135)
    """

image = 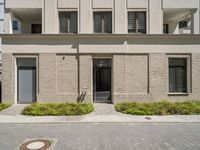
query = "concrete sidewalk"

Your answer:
(0, 104), (29, 116)
(0, 103), (200, 123)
